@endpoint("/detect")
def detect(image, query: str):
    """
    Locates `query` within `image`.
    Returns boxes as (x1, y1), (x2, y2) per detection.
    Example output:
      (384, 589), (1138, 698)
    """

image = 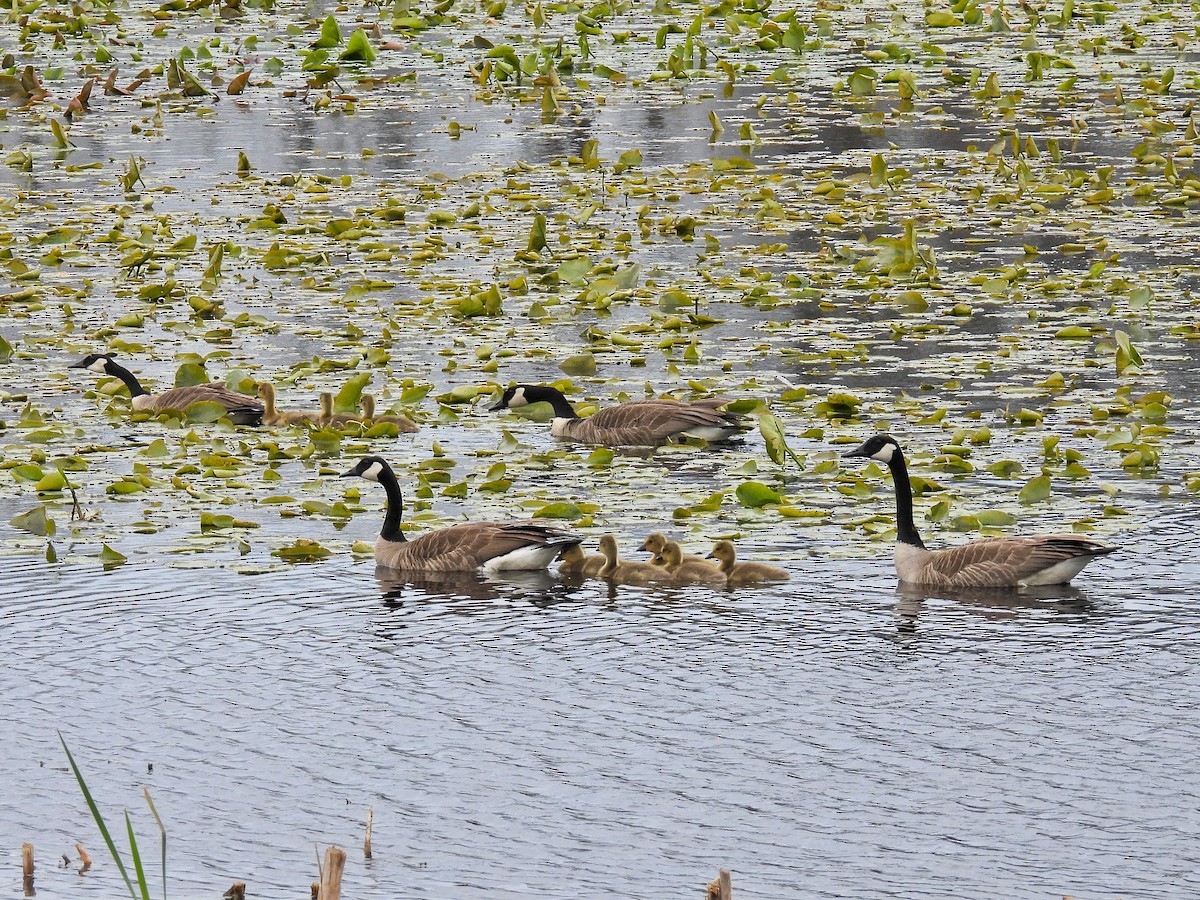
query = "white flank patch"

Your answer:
(508, 386), (528, 408)
(1019, 557), (1094, 587)
(683, 425), (735, 442)
(131, 395), (154, 410)
(549, 417), (573, 438)
(361, 460), (385, 482)
(481, 544), (561, 572)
